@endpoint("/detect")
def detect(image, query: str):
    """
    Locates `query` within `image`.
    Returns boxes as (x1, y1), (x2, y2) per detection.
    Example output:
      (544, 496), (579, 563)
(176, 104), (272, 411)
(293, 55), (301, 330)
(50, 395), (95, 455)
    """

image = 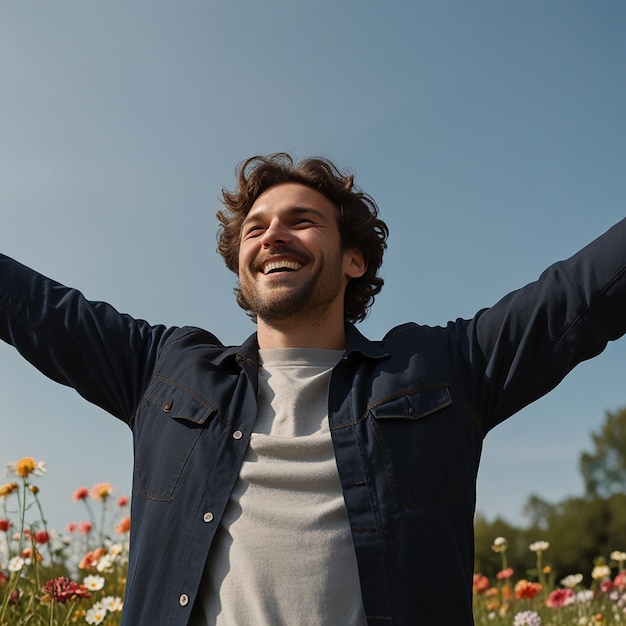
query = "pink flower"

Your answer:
(78, 521), (92, 535)
(614, 572), (626, 590)
(497, 568), (514, 580)
(546, 588), (575, 608)
(66, 522), (77, 533)
(72, 487), (89, 501)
